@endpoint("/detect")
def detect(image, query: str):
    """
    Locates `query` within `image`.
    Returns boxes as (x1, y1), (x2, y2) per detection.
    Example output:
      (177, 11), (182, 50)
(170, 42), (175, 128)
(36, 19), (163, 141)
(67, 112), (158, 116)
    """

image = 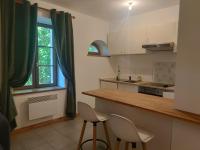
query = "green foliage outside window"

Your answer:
(38, 47), (52, 65)
(25, 74), (32, 86)
(38, 47), (53, 85)
(38, 26), (54, 85)
(38, 26), (51, 47)
(88, 45), (99, 53)
(25, 25), (55, 87)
